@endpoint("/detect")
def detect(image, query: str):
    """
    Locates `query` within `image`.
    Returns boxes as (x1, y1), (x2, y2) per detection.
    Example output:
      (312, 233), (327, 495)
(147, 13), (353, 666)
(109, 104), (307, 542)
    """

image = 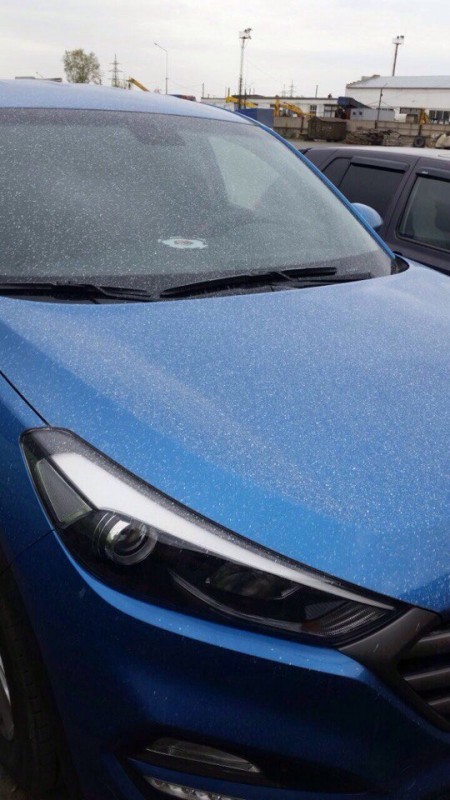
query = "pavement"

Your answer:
(0, 768), (68, 799)
(0, 767), (28, 798)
